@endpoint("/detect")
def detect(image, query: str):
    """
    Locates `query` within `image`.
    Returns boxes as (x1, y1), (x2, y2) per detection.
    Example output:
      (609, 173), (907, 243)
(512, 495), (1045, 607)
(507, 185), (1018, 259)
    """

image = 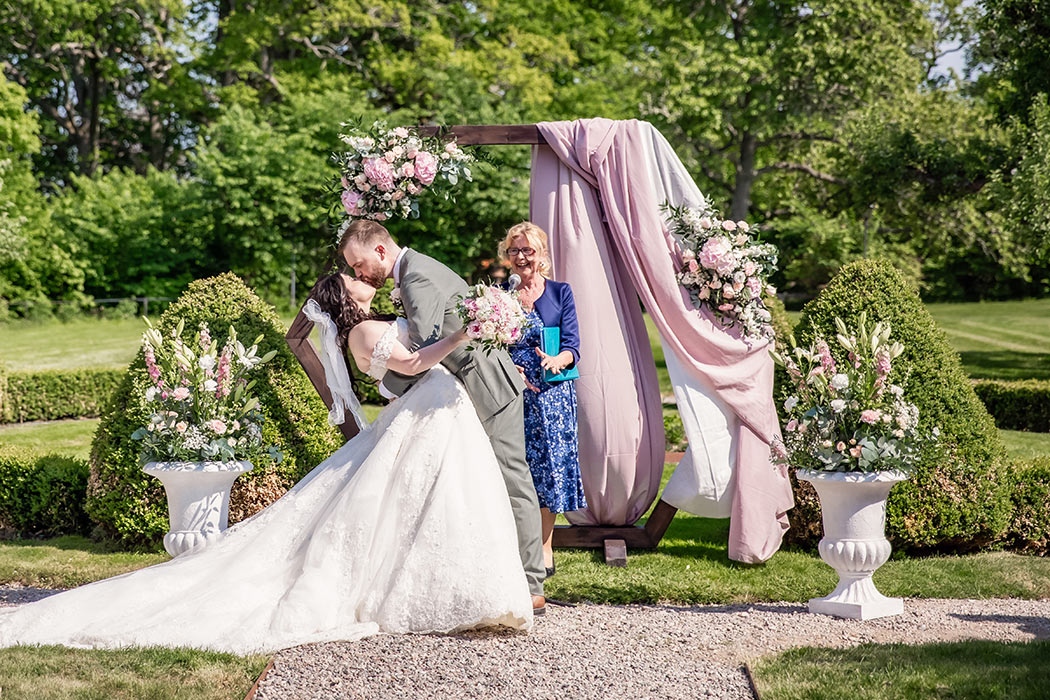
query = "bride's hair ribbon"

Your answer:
(302, 298), (369, 431)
